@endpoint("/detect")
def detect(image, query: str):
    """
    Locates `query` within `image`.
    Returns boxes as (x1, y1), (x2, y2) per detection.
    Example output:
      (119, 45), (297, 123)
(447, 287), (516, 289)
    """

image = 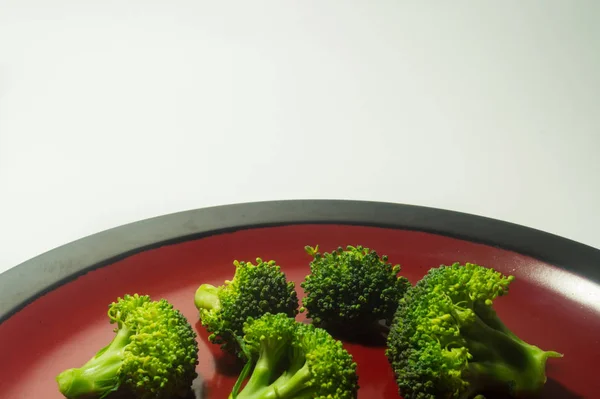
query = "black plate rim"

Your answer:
(1, 199), (599, 323)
